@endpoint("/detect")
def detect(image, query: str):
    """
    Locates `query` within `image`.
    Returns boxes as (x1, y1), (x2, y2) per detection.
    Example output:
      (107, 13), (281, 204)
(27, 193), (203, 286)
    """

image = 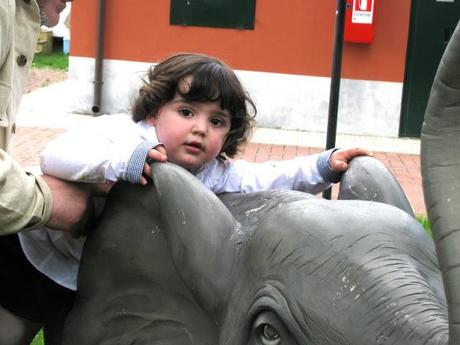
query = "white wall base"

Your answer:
(69, 56), (403, 137)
